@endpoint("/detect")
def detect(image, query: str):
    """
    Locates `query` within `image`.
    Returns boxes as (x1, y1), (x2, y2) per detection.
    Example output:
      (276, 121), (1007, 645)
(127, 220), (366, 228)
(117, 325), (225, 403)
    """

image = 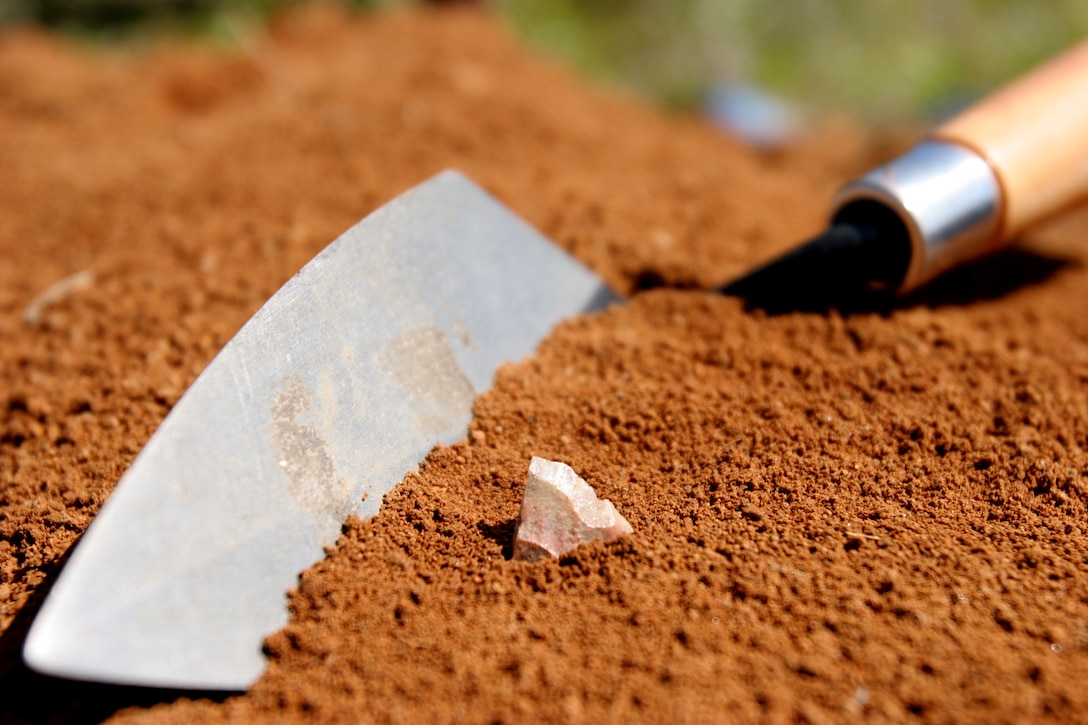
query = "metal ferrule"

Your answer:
(830, 139), (1004, 292)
